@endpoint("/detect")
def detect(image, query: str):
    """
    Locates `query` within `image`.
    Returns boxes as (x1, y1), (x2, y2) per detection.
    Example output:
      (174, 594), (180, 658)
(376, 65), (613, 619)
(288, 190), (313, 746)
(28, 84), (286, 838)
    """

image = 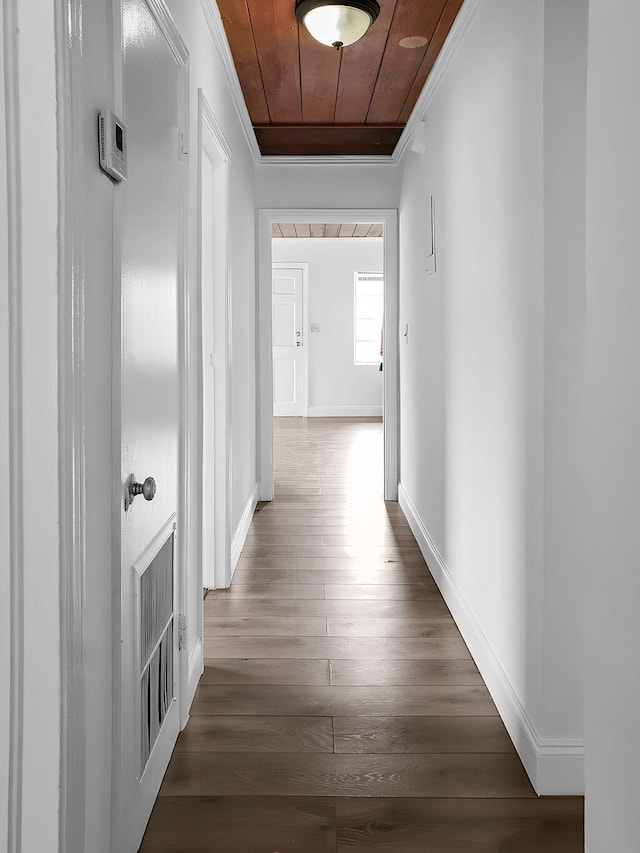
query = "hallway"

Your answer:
(141, 418), (583, 851)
